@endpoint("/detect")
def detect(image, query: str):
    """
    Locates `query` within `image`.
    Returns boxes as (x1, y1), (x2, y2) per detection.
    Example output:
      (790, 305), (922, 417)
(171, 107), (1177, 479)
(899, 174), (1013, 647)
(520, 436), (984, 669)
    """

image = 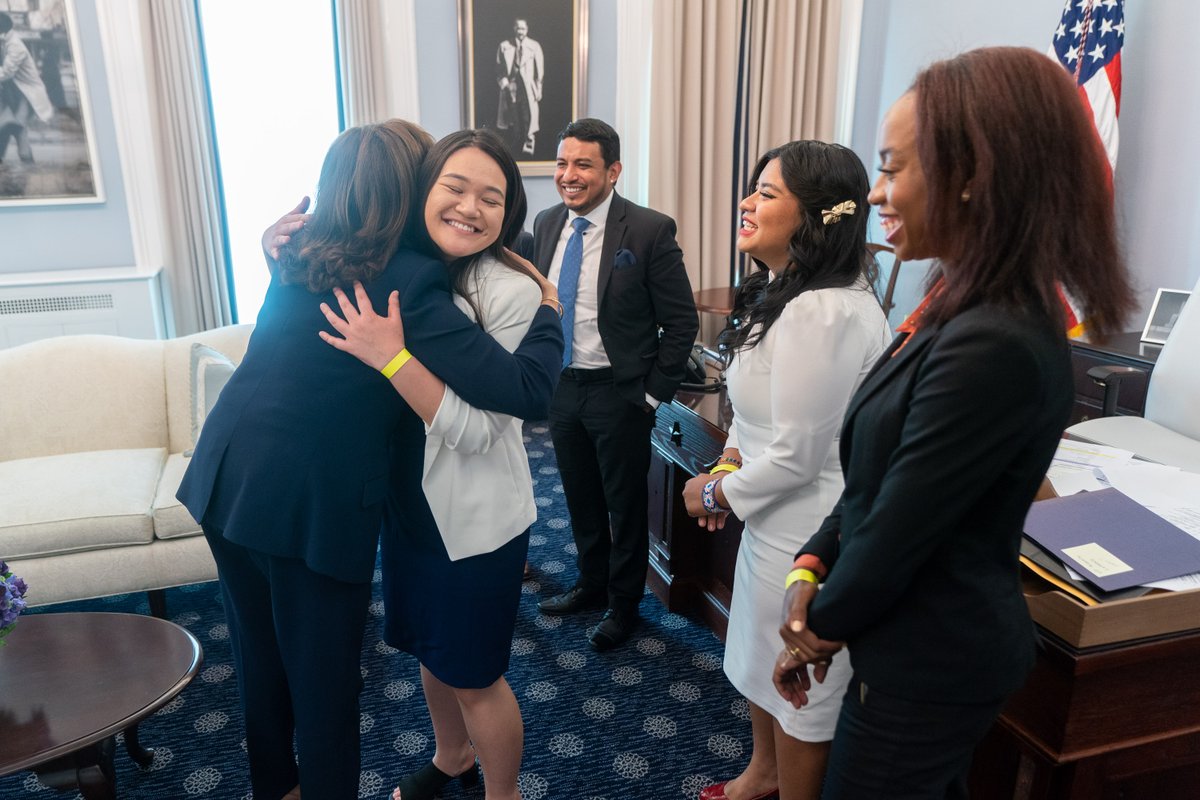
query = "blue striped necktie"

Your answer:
(558, 217), (591, 368)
